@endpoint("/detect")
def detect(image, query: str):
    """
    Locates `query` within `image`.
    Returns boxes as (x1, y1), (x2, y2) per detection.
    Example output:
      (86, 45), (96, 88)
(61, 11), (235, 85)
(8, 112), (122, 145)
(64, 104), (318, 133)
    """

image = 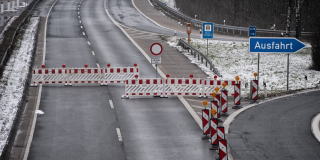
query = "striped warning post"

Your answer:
(221, 90), (228, 116)
(215, 94), (221, 118)
(209, 118), (218, 150)
(218, 139), (228, 160)
(232, 83), (242, 109)
(211, 100), (218, 119)
(217, 126), (225, 140)
(251, 80), (258, 100)
(201, 109), (210, 139)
